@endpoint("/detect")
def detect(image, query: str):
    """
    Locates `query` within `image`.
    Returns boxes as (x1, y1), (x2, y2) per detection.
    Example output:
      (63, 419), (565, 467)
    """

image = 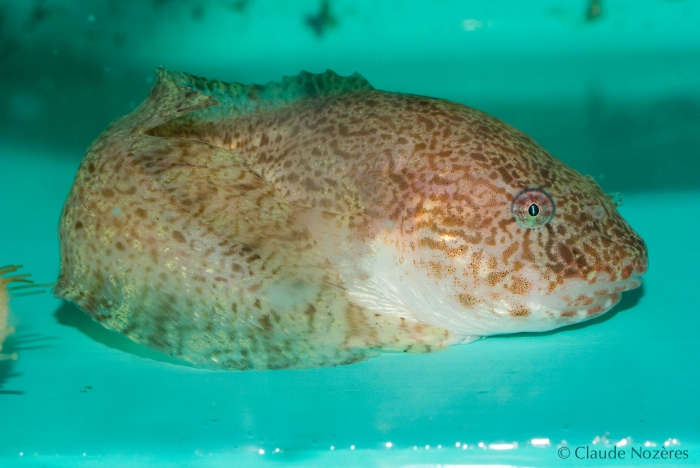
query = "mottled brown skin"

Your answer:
(156, 78), (647, 327)
(55, 70), (456, 370)
(55, 69), (648, 370)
